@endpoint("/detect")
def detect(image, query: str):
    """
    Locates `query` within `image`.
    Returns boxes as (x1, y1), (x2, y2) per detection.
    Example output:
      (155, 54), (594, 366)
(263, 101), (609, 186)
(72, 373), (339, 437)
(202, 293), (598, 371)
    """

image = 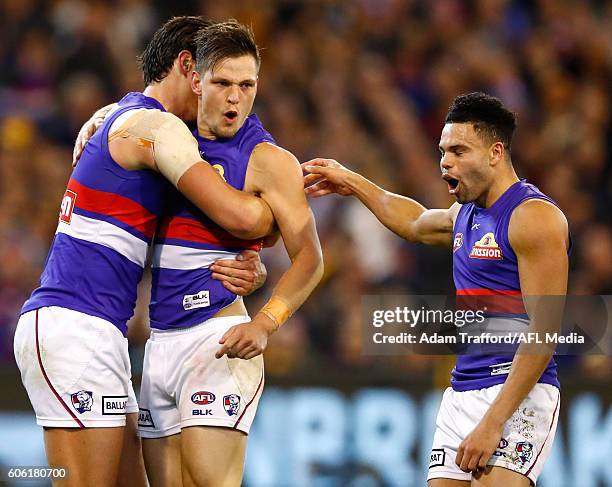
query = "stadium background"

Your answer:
(0, 0), (611, 485)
